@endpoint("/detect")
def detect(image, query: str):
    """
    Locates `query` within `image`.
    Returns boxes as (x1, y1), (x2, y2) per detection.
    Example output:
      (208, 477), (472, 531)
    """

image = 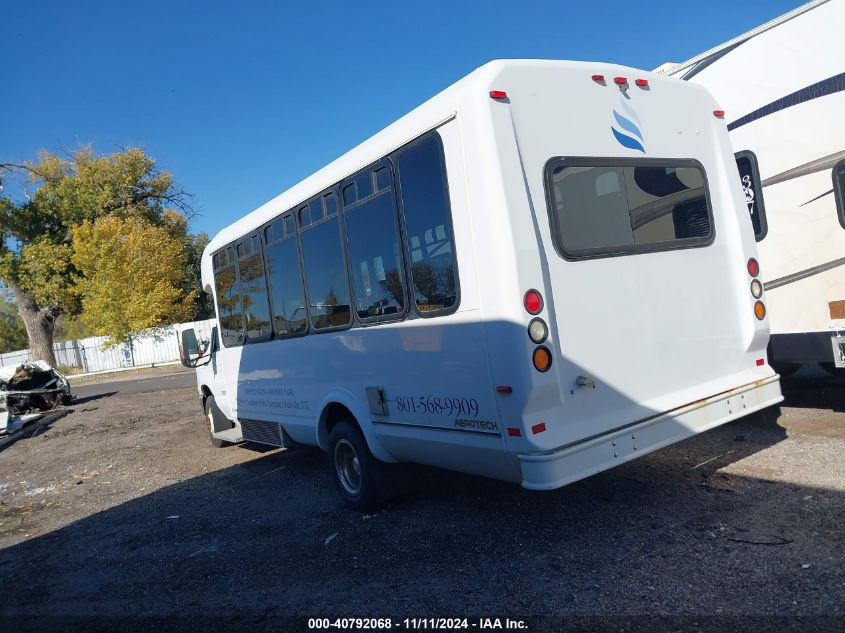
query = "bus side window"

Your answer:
(266, 232), (308, 336)
(238, 245), (272, 342)
(342, 165), (406, 321)
(834, 159), (845, 230)
(214, 264), (244, 347)
(300, 203), (352, 330)
(735, 150), (768, 241)
(397, 134), (458, 315)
